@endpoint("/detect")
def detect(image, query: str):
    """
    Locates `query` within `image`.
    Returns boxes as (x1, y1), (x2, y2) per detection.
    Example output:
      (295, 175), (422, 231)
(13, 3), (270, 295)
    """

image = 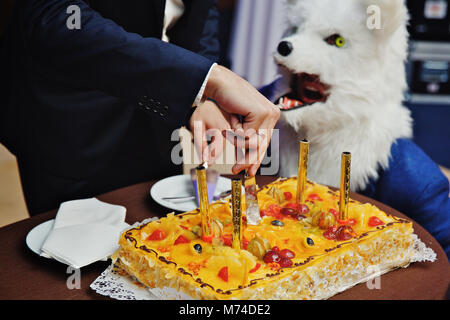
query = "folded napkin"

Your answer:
(40, 198), (128, 269)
